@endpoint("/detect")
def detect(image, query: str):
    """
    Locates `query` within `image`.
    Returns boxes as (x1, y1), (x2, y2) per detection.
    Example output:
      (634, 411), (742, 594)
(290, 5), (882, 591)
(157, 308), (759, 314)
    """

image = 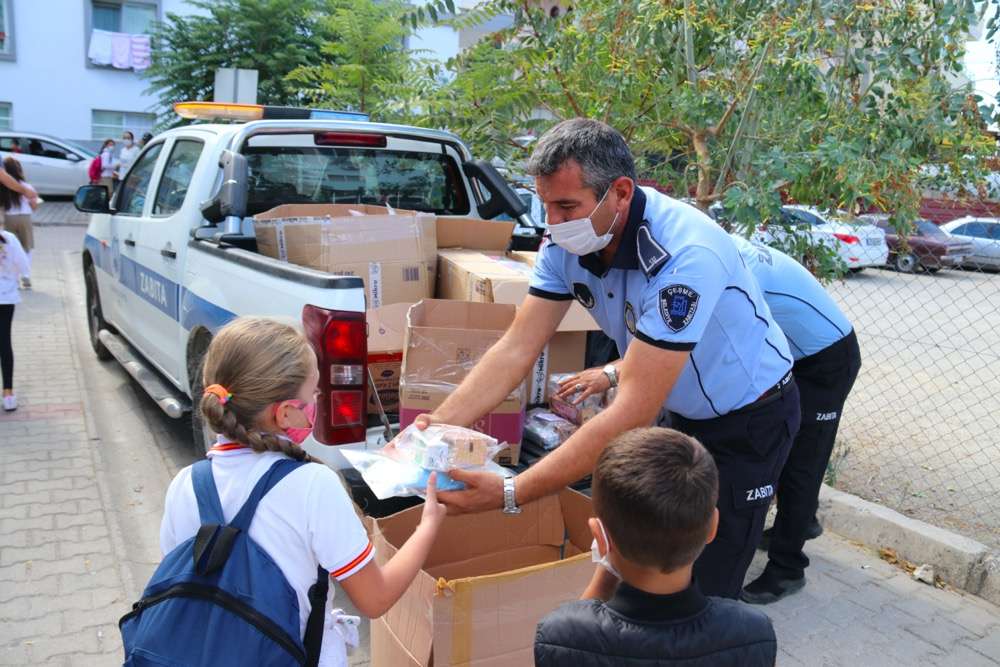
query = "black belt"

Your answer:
(731, 371), (794, 416)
